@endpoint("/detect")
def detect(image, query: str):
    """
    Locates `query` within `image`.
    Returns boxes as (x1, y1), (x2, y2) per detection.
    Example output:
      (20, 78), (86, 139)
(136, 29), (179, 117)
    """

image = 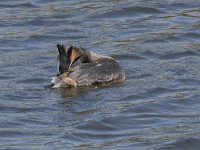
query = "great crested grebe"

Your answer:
(51, 44), (125, 88)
